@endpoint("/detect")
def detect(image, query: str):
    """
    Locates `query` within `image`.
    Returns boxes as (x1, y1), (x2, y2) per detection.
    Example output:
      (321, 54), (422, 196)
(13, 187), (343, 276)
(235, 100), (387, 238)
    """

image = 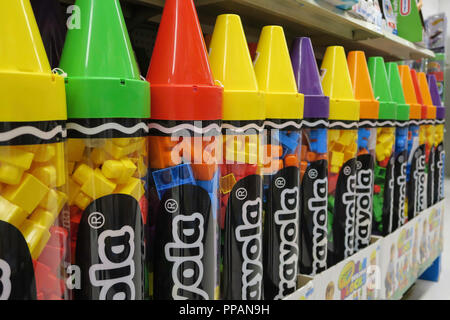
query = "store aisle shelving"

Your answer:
(405, 179), (450, 300)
